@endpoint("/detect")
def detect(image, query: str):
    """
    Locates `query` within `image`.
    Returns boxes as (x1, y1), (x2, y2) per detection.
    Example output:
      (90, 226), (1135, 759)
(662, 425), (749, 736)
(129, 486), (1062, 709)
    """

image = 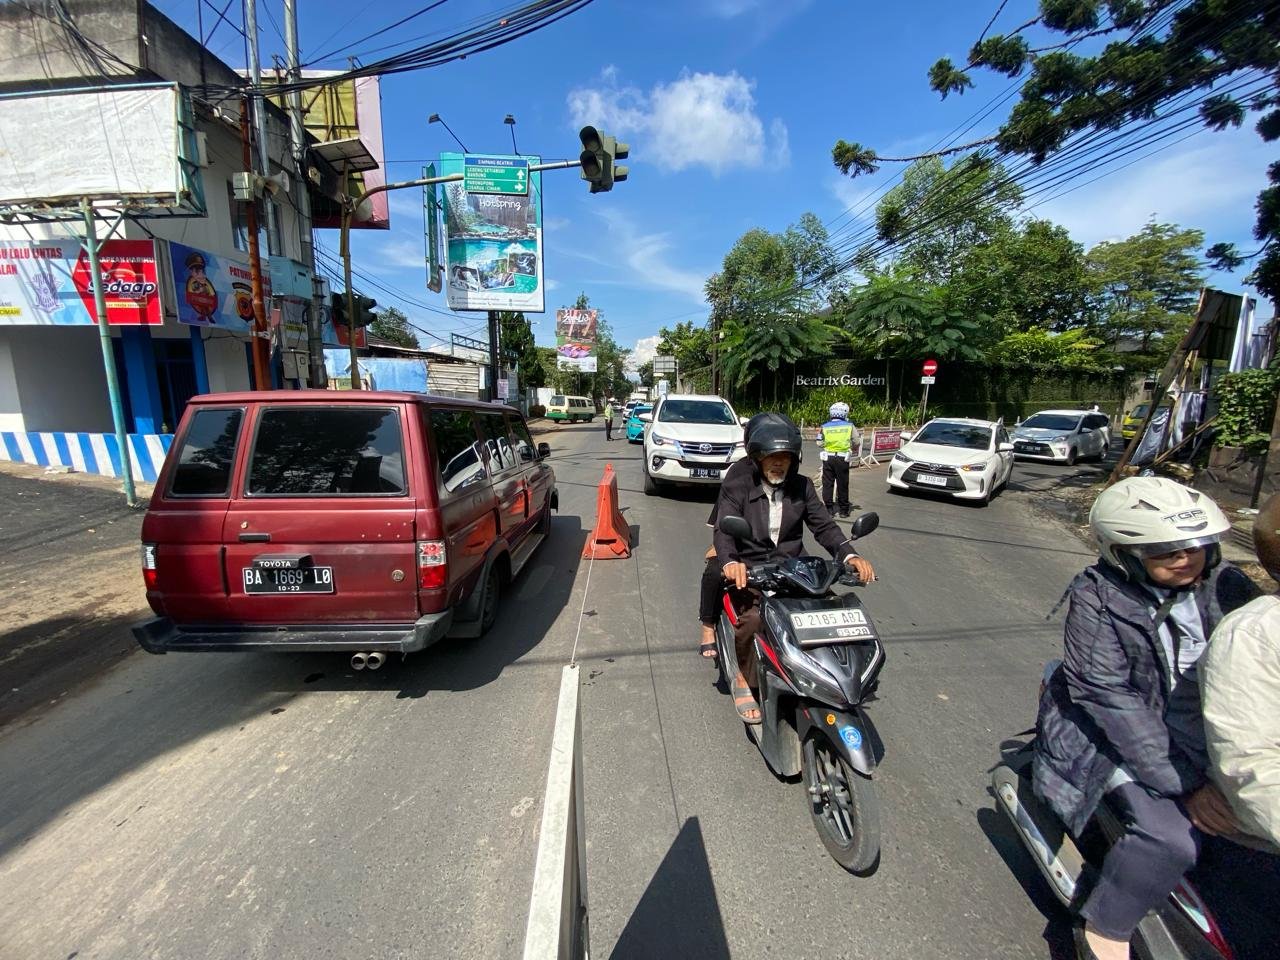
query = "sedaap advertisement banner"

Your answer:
(0, 239), (161, 325)
(169, 240), (270, 331)
(441, 152), (544, 313)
